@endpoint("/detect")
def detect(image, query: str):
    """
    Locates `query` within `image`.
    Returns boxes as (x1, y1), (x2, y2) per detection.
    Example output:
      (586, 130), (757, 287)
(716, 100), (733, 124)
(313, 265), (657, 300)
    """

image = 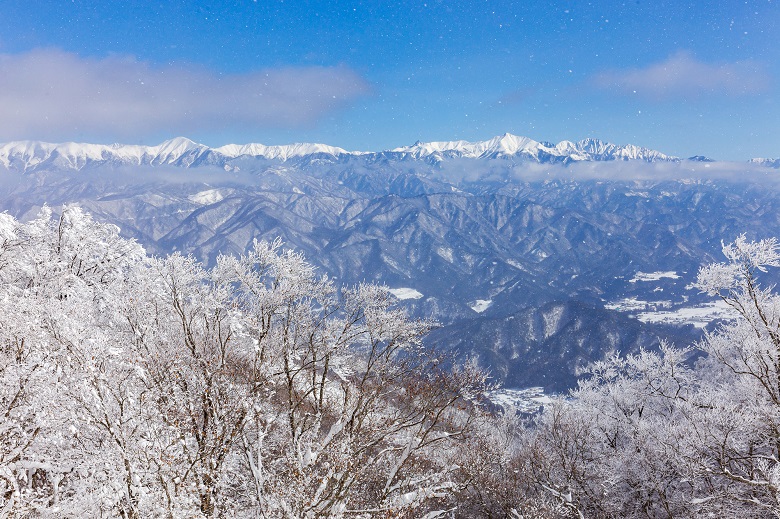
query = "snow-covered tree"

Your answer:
(0, 207), (488, 518)
(16, 206), (780, 518)
(526, 235), (780, 518)
(687, 235), (780, 515)
(0, 206), (147, 516)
